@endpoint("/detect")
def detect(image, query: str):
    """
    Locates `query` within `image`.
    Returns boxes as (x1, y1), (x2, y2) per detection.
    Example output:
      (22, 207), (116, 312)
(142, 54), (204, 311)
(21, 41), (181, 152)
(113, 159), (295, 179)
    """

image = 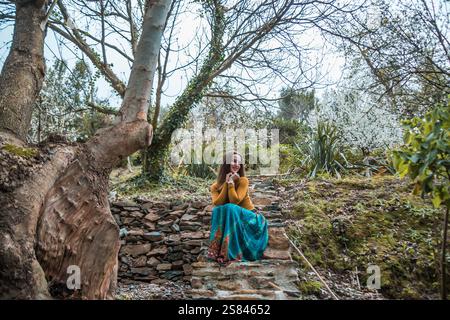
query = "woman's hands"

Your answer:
(226, 172), (233, 184)
(226, 172), (240, 185)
